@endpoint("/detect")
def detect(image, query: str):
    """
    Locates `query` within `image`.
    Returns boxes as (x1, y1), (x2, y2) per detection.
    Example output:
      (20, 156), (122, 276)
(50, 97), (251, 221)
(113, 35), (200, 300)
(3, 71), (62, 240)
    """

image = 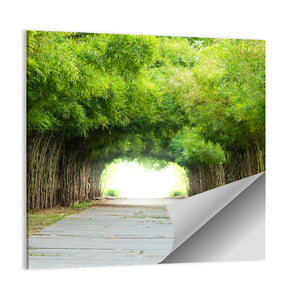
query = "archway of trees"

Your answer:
(26, 31), (265, 210)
